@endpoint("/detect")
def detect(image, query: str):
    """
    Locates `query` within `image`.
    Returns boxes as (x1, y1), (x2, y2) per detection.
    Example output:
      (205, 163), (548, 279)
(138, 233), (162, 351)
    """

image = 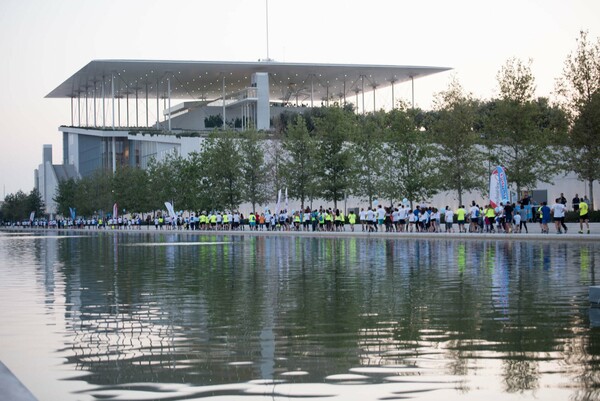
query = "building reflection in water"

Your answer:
(21, 233), (600, 399)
